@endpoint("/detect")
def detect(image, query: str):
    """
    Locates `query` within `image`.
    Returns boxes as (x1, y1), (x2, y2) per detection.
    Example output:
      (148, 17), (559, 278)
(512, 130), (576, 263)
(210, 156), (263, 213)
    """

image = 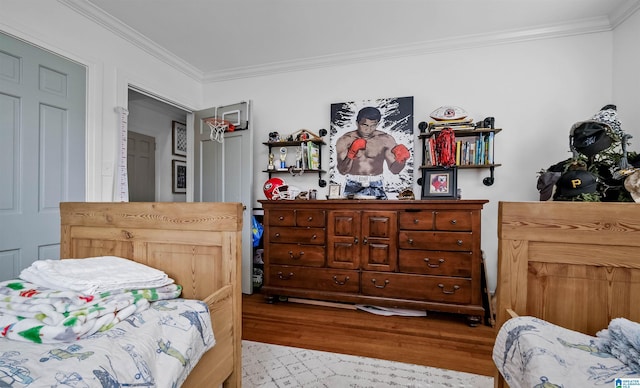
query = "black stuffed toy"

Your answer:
(537, 105), (638, 202)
